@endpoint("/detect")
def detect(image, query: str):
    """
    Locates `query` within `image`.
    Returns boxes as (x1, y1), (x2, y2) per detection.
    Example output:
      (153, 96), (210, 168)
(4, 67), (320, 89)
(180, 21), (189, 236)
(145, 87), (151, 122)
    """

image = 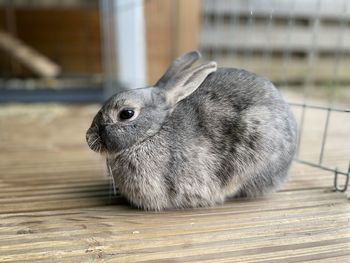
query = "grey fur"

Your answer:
(86, 51), (297, 211)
